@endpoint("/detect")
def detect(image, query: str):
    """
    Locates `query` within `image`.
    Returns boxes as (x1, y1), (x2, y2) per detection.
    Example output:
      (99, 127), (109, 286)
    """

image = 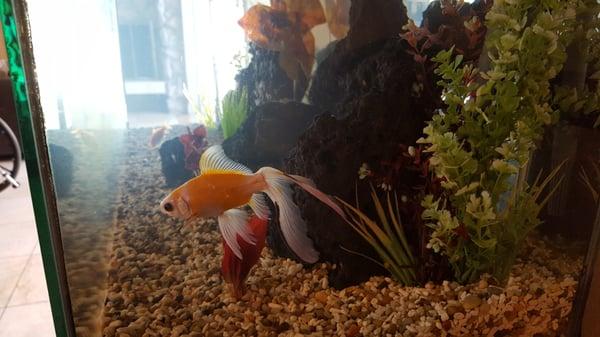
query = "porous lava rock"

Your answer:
(273, 0), (424, 288)
(280, 0), (451, 288)
(222, 102), (321, 171)
(159, 137), (194, 188)
(344, 0), (408, 52)
(236, 44), (295, 108)
(309, 0), (408, 115)
(285, 40), (438, 288)
(279, 0), (492, 288)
